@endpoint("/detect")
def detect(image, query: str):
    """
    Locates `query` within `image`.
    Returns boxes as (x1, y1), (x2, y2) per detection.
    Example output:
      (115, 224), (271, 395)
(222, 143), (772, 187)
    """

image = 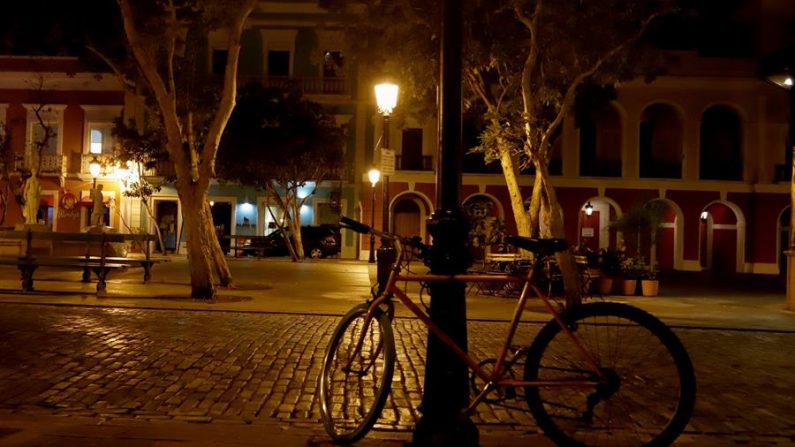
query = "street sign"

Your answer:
(381, 148), (396, 176)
